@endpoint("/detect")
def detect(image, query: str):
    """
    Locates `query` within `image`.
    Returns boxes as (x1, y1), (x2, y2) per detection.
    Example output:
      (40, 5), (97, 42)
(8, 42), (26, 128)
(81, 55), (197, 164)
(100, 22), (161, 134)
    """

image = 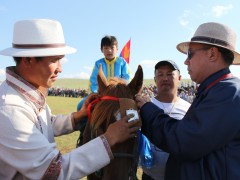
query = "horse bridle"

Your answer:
(87, 96), (119, 121)
(88, 95), (139, 180)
